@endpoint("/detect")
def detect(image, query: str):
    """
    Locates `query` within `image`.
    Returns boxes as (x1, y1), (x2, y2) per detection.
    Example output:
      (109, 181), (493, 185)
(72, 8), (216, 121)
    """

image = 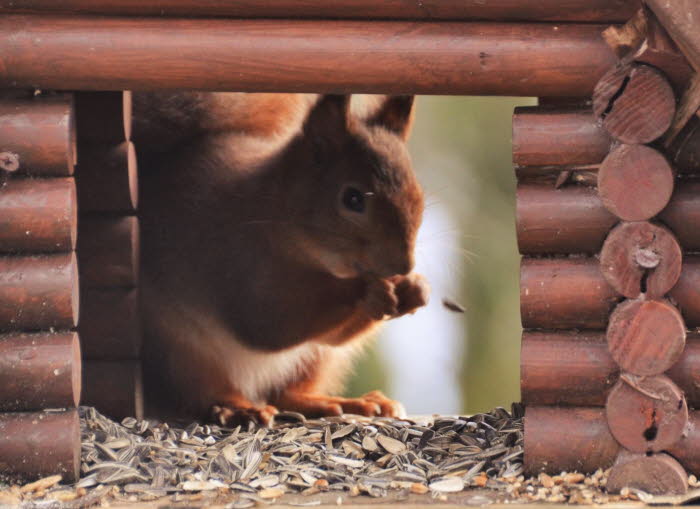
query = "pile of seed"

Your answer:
(5, 404), (692, 507)
(79, 405), (524, 505)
